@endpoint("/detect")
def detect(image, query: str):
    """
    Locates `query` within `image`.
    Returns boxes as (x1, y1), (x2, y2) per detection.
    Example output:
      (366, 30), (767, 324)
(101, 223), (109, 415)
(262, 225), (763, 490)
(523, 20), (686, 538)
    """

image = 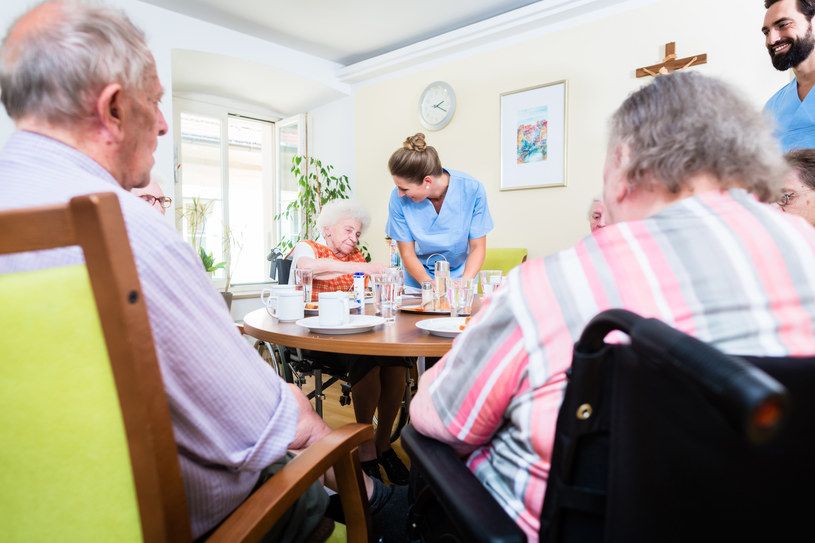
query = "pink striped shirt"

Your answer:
(415, 189), (815, 541)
